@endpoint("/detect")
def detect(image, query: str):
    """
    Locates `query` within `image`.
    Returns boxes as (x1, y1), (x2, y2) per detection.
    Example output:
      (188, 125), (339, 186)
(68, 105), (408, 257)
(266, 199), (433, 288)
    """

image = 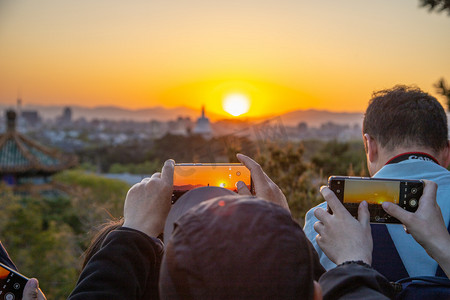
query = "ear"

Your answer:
(440, 140), (450, 168)
(363, 134), (378, 163)
(313, 280), (323, 300)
